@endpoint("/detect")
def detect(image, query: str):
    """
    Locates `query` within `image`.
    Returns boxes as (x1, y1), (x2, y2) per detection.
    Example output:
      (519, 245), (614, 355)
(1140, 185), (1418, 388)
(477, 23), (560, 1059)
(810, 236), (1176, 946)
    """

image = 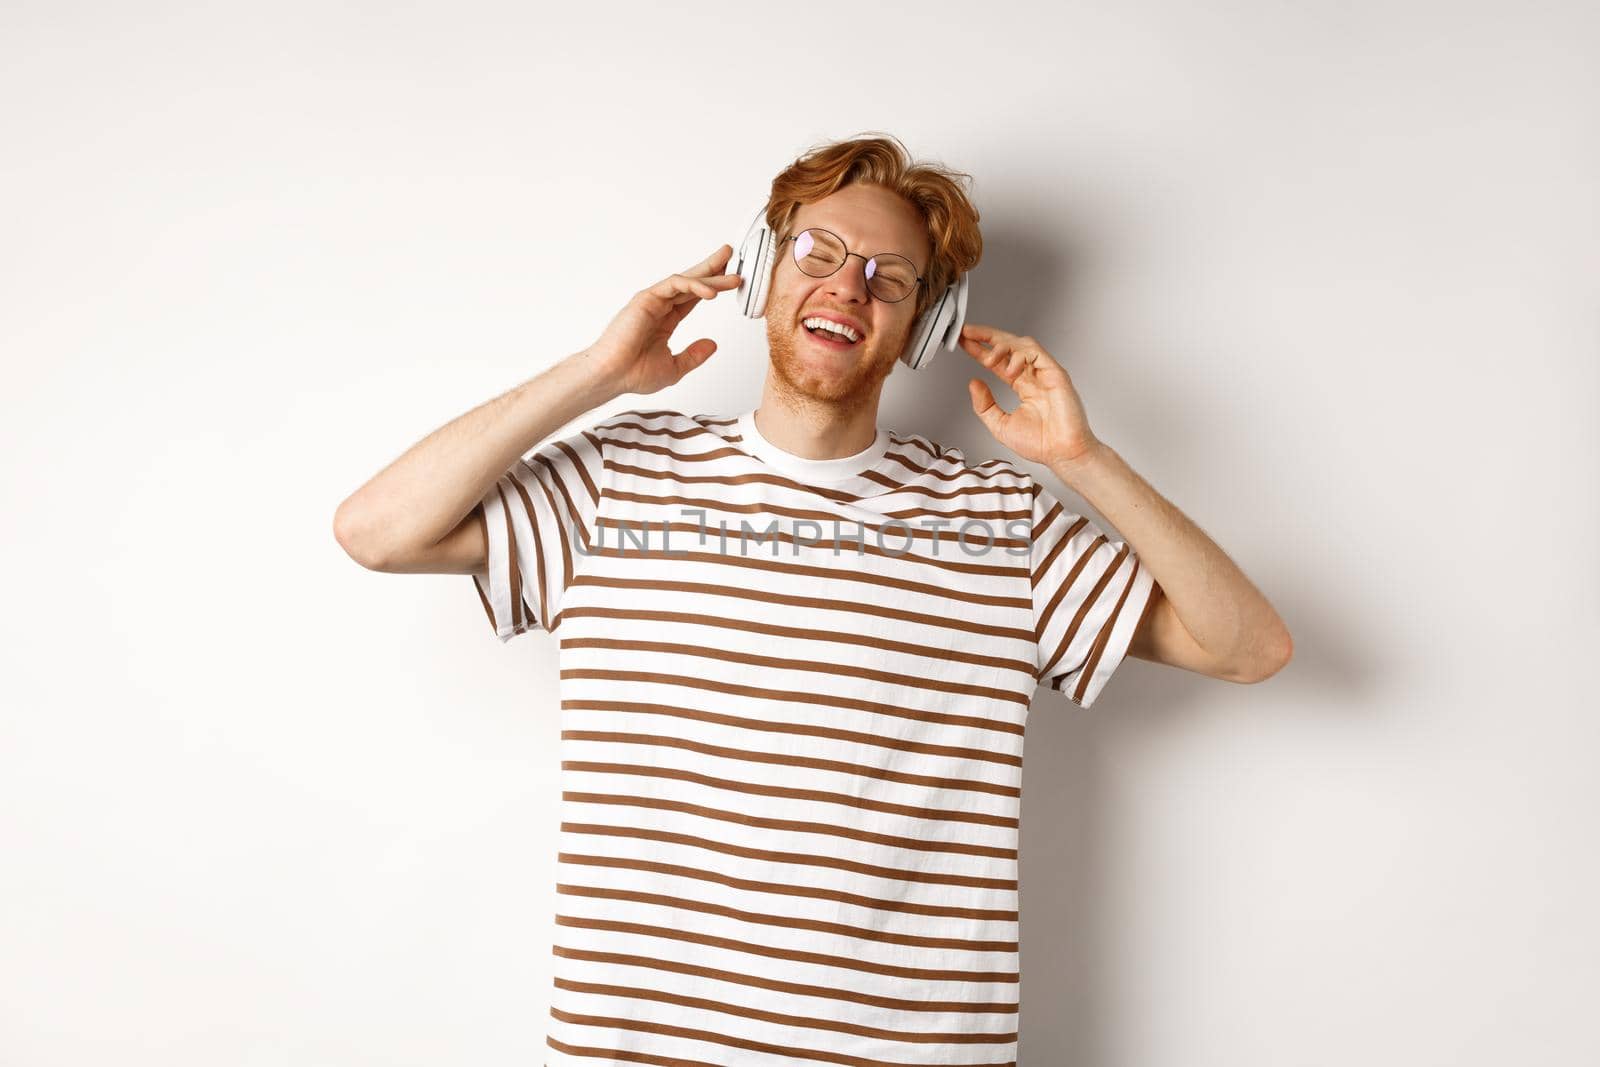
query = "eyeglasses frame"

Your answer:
(779, 227), (927, 304)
